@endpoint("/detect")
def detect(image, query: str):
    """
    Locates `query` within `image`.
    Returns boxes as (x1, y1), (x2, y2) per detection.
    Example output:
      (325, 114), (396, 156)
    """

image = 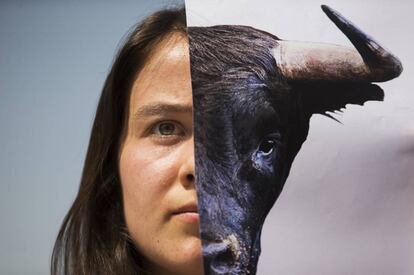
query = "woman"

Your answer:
(51, 8), (203, 275)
